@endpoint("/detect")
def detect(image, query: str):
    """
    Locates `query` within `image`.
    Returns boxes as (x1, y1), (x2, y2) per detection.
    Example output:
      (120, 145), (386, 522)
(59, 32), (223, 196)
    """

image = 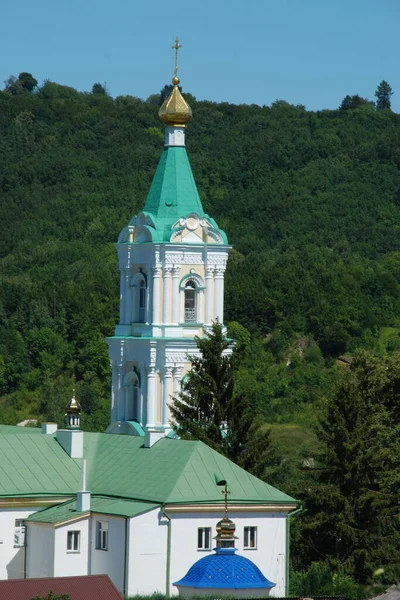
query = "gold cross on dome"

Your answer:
(222, 483), (230, 517)
(172, 36), (182, 77)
